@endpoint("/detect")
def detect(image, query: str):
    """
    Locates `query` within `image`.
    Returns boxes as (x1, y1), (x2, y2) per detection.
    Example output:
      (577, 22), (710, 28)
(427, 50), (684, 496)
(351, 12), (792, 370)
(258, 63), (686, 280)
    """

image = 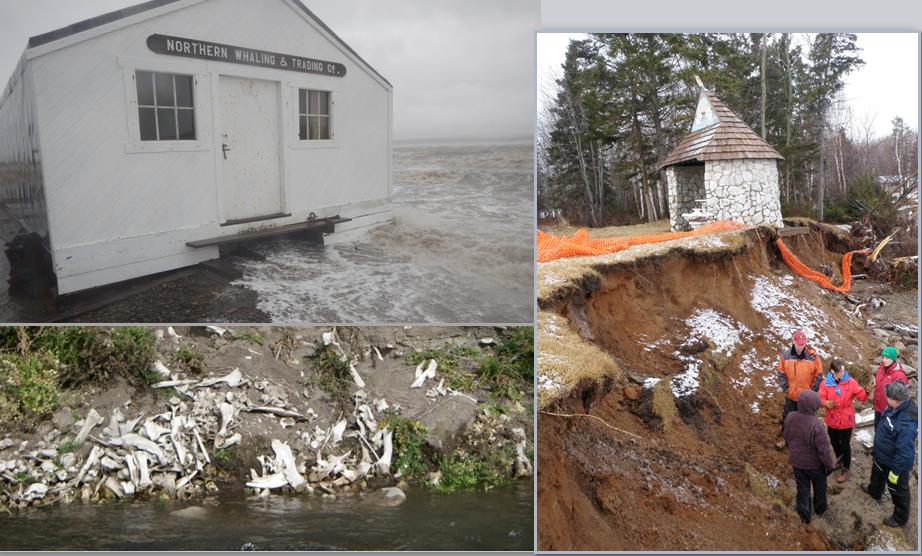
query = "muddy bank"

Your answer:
(537, 225), (917, 551)
(1, 326), (533, 525)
